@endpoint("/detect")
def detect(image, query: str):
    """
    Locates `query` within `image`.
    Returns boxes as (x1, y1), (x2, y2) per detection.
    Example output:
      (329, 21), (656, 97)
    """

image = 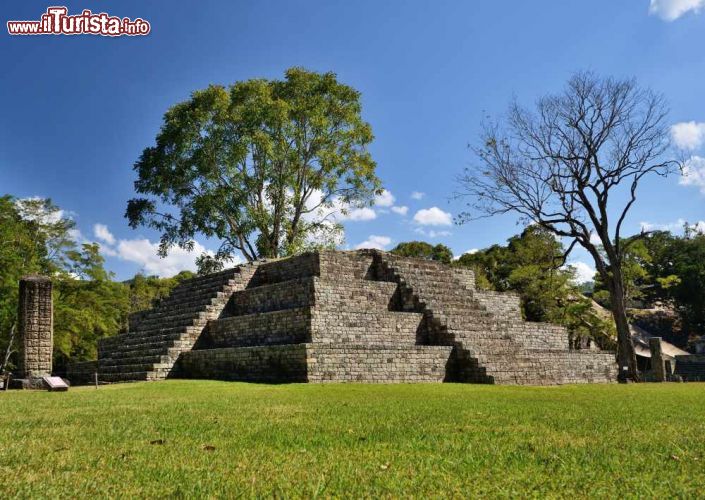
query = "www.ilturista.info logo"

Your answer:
(7, 6), (151, 36)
